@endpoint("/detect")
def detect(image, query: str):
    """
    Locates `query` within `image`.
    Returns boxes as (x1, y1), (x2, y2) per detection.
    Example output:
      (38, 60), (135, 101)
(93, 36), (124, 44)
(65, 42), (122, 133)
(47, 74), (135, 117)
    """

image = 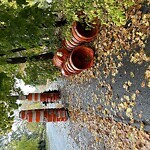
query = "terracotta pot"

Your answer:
(52, 48), (69, 68)
(61, 66), (70, 77)
(63, 20), (99, 50)
(72, 21), (99, 42)
(62, 40), (75, 50)
(61, 46), (94, 76)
